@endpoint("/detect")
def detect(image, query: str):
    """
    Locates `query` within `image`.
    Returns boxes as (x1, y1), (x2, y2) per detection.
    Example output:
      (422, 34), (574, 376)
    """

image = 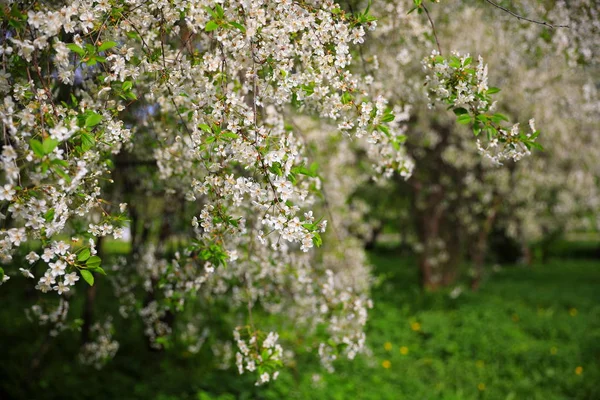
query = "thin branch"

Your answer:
(484, 0), (569, 29)
(422, 4), (442, 54)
